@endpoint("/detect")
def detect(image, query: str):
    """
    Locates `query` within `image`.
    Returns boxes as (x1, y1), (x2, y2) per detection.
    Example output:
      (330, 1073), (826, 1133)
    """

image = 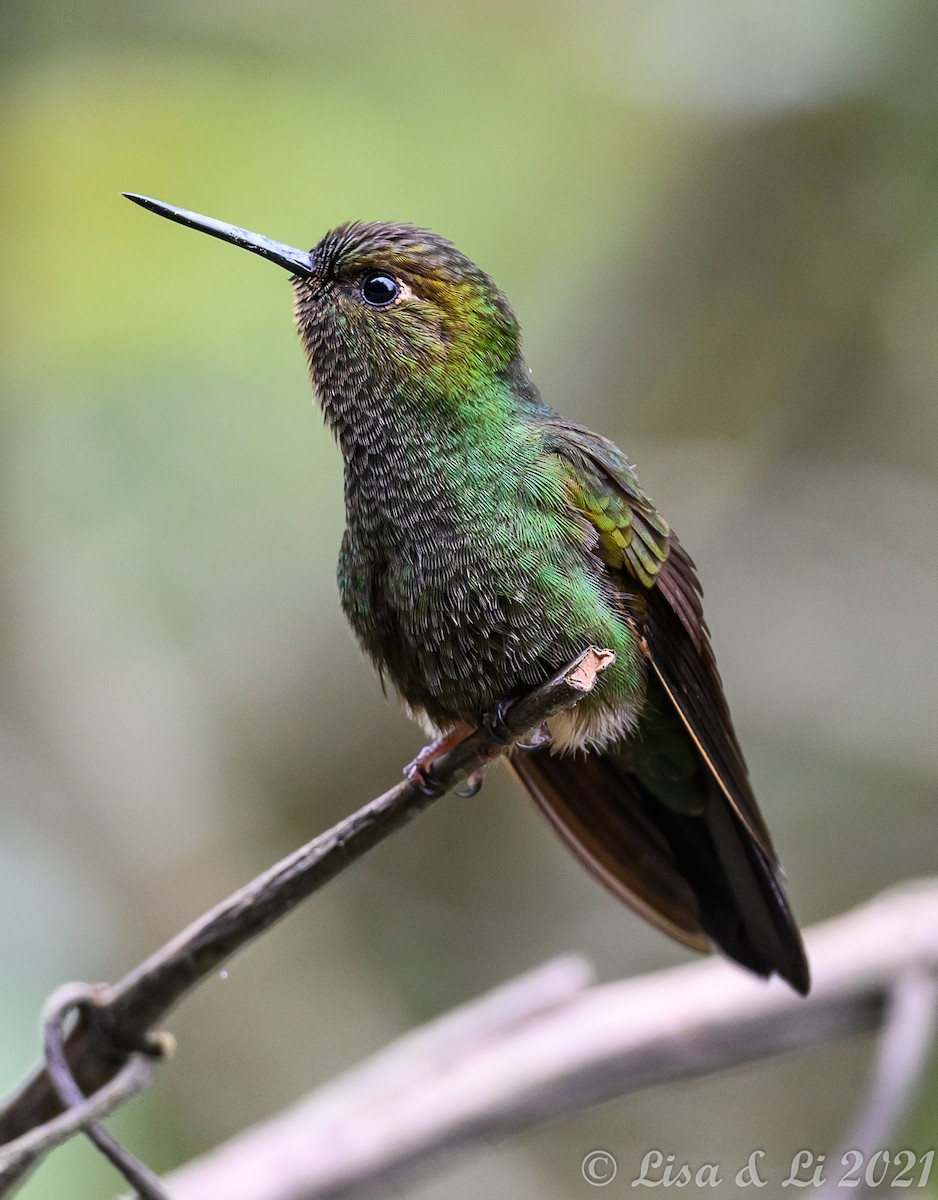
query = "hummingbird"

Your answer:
(124, 193), (810, 994)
